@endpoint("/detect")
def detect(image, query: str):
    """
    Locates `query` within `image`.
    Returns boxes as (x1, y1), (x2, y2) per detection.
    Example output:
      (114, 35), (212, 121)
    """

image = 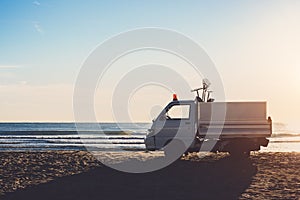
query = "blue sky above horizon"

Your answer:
(0, 1), (300, 130)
